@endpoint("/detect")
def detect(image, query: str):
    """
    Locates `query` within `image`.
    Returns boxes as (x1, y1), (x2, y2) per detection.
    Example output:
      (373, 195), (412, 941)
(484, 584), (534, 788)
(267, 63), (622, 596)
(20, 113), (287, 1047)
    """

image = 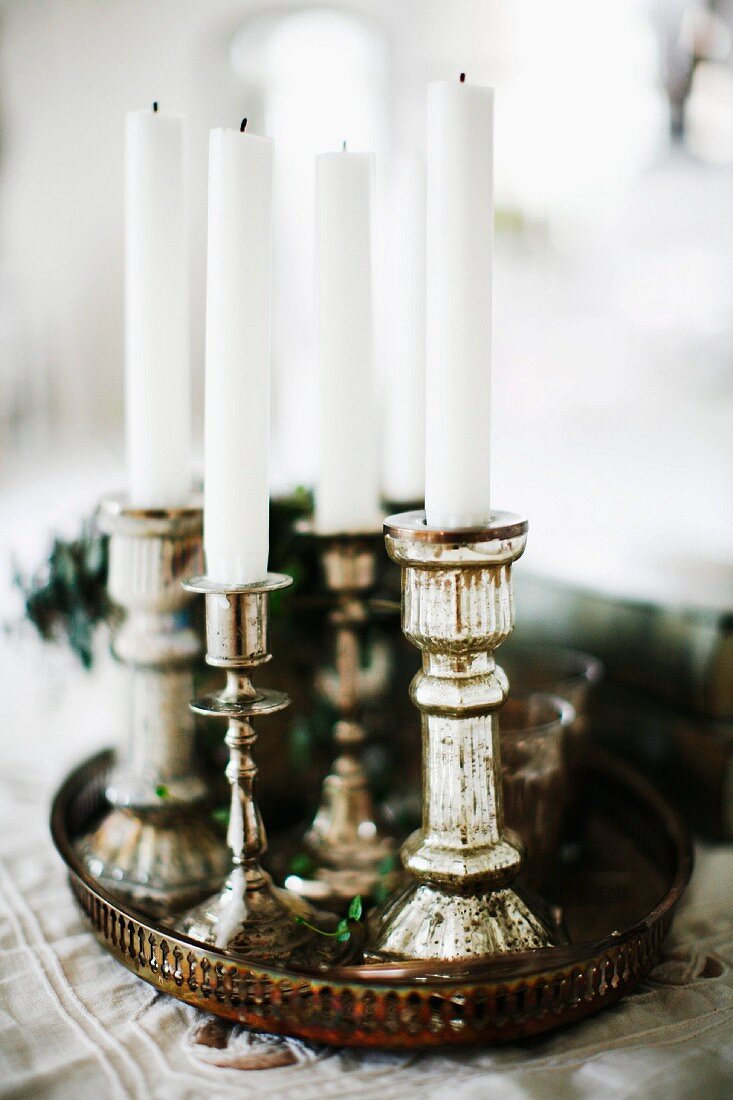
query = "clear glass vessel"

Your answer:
(502, 644), (604, 735)
(501, 692), (575, 886)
